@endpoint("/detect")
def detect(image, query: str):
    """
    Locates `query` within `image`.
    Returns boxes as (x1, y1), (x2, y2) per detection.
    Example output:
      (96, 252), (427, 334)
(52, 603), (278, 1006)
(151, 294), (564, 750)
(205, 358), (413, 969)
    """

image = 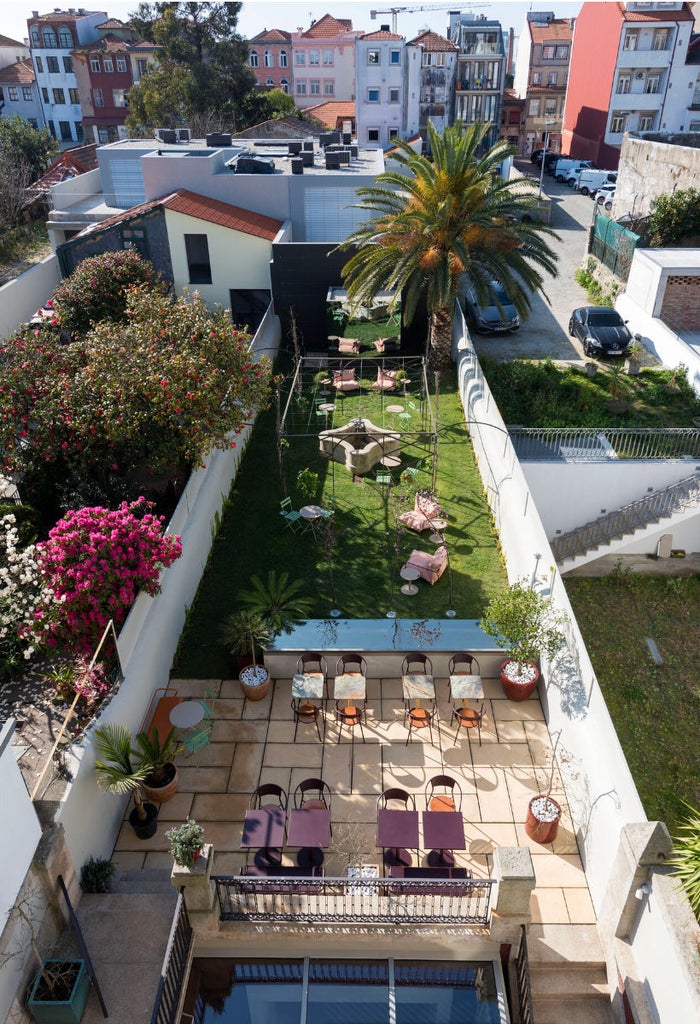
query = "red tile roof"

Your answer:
(162, 191), (283, 240)
(0, 58), (35, 84)
(250, 28), (292, 43)
(31, 144), (98, 191)
(29, 10), (104, 22)
(620, 1), (694, 21)
(529, 18), (574, 43)
(360, 30), (403, 41)
(305, 100), (356, 129)
(0, 34), (25, 46)
(408, 29), (458, 51)
(301, 14), (353, 38)
(96, 18), (125, 29)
